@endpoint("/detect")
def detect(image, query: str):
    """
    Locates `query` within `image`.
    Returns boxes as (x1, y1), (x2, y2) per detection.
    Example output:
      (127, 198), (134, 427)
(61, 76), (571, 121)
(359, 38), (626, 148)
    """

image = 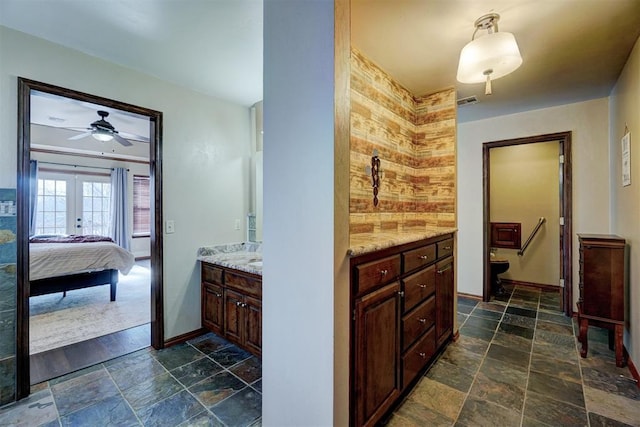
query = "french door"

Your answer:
(35, 172), (111, 236)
